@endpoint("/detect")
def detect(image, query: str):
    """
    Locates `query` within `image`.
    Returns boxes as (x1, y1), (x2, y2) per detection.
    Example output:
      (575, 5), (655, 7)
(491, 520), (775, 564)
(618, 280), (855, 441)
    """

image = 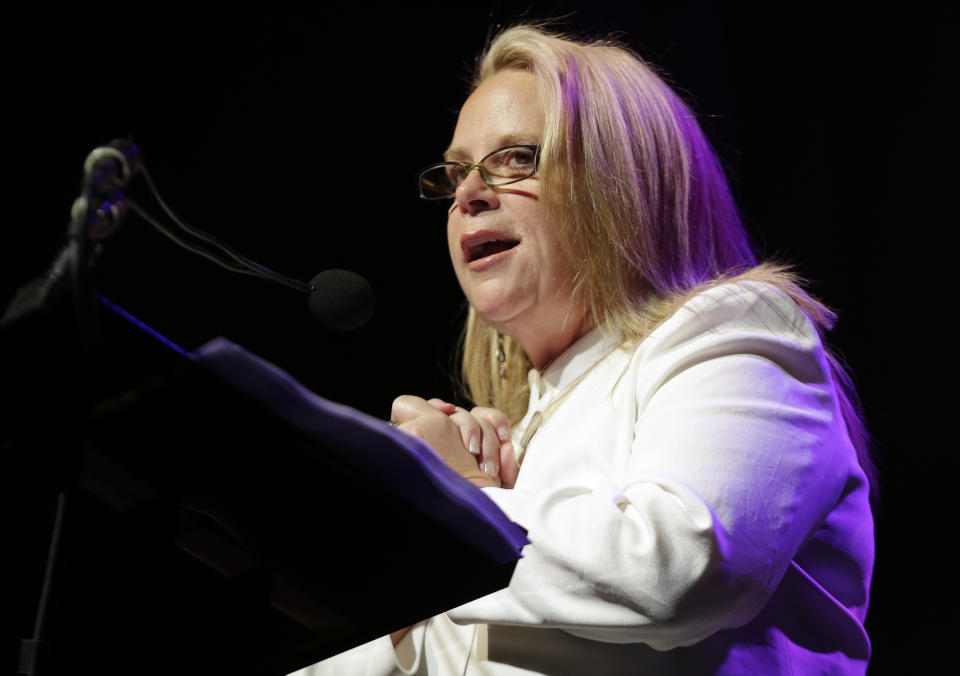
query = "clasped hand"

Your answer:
(390, 395), (519, 489)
